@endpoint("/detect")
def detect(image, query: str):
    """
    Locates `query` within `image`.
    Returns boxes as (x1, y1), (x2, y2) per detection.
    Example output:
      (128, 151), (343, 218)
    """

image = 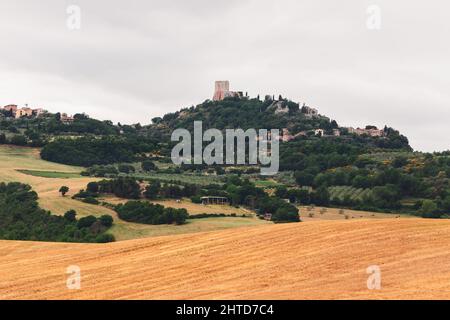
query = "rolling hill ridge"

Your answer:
(1, 219), (450, 300)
